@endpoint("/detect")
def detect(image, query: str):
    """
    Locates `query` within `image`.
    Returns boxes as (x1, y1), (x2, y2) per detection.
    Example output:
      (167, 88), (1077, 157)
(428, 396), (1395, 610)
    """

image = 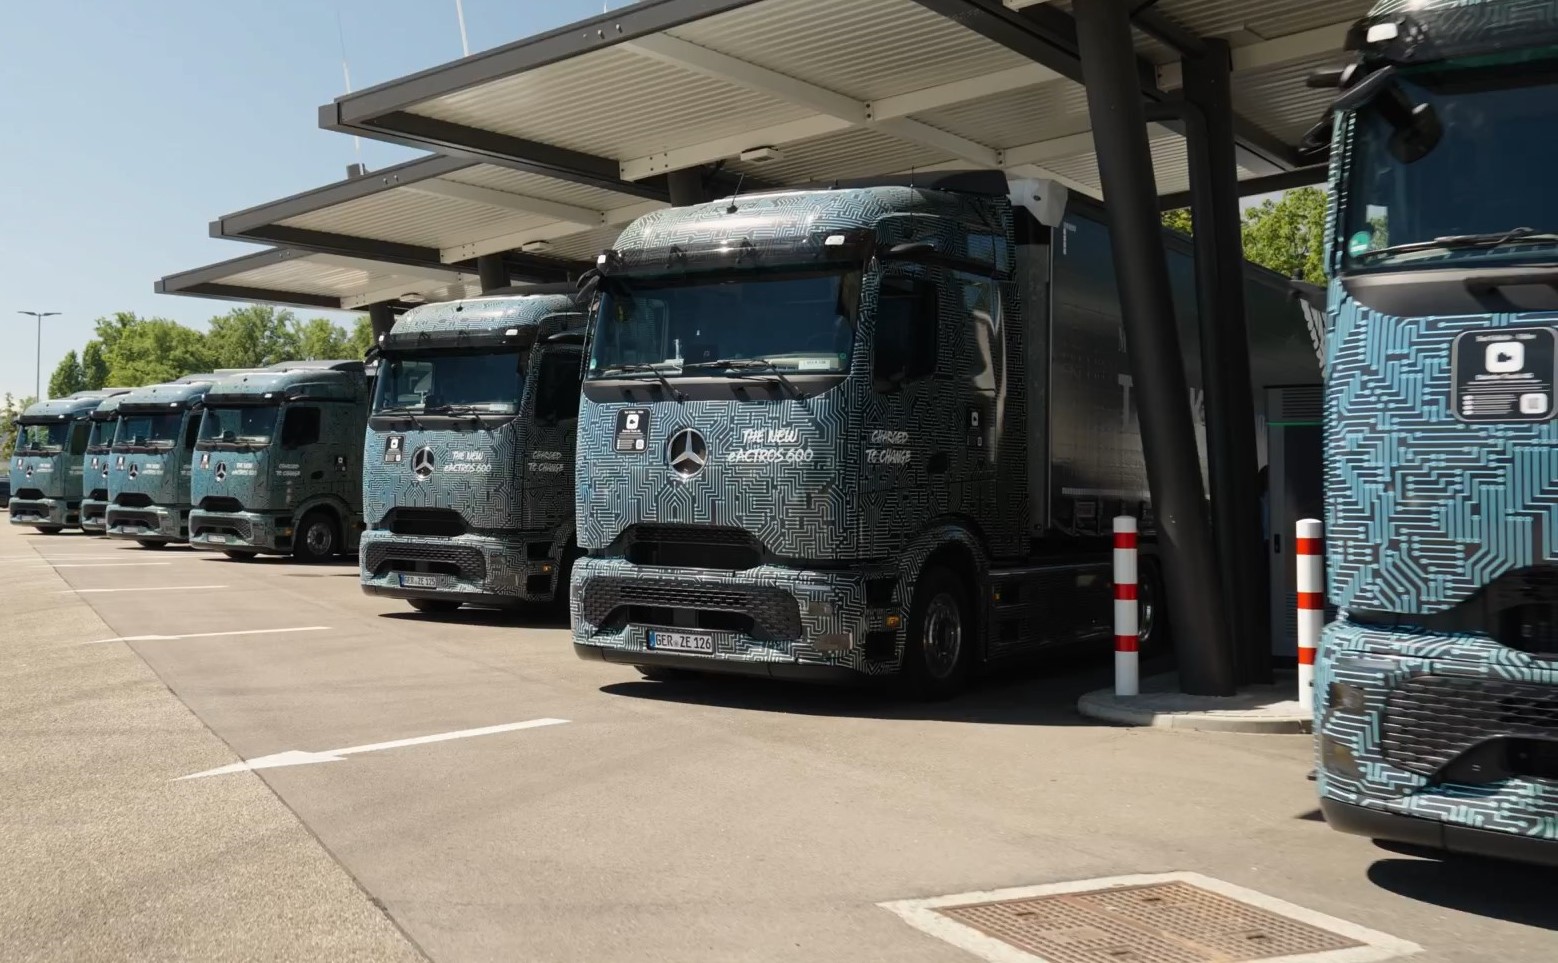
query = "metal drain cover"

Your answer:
(881, 873), (1421, 963)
